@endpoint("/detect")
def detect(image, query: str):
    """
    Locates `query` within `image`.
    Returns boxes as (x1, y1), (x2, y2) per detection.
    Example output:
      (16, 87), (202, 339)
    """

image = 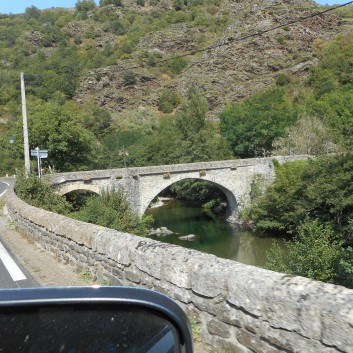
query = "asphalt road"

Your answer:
(0, 180), (37, 288)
